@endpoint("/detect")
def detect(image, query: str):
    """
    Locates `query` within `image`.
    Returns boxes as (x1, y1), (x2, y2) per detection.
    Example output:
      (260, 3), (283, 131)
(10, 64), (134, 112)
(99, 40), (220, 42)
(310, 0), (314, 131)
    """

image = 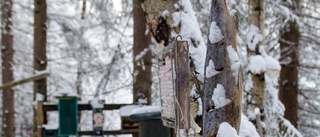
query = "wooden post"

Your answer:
(174, 40), (190, 130)
(36, 101), (44, 137)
